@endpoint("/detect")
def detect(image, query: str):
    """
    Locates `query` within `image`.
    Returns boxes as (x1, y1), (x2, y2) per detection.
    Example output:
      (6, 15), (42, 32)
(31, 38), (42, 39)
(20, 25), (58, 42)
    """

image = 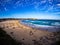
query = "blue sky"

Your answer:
(0, 0), (60, 20)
